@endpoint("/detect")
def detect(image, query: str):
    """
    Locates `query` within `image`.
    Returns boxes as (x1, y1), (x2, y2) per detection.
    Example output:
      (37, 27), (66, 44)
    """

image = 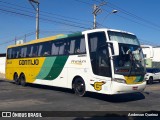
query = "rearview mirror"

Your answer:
(107, 41), (119, 56)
